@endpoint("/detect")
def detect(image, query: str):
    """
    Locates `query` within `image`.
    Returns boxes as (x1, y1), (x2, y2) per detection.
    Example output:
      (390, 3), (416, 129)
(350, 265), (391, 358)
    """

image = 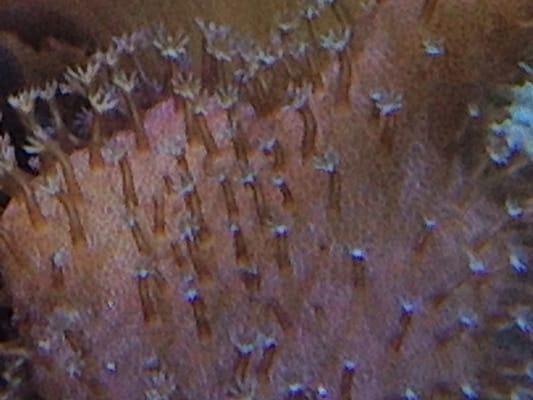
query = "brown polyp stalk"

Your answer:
(7, 169), (46, 228)
(88, 114), (105, 170)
